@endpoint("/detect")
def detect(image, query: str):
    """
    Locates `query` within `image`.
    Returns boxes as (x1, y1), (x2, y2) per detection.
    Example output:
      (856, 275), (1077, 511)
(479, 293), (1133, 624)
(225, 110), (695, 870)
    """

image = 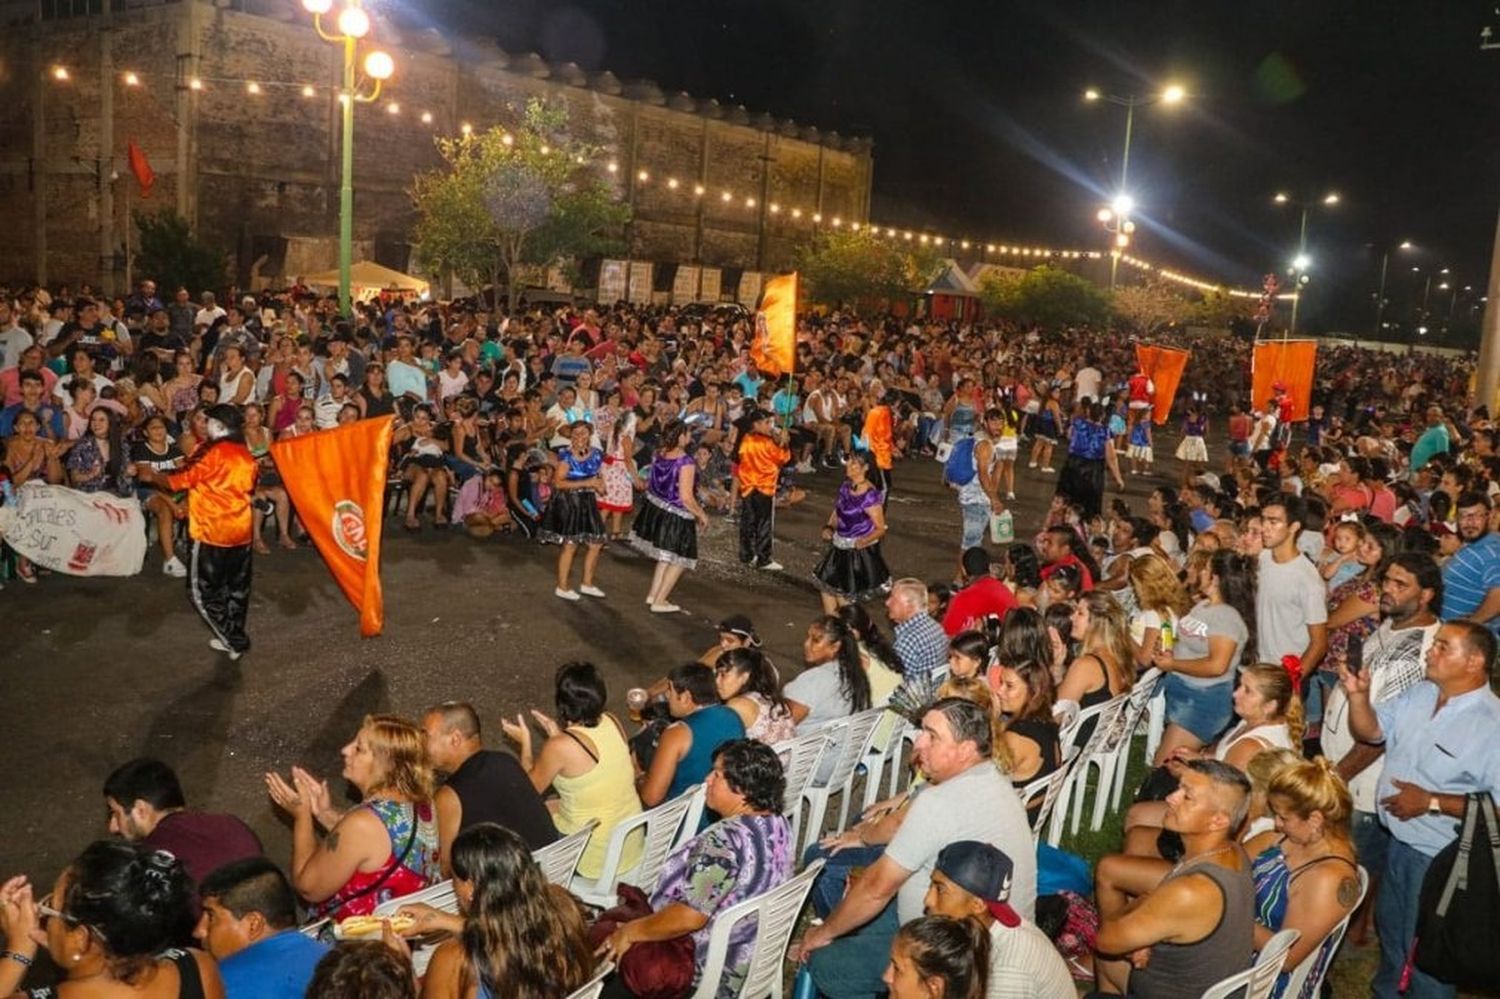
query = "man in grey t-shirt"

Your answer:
(1256, 493), (1328, 666)
(796, 699), (1035, 999)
